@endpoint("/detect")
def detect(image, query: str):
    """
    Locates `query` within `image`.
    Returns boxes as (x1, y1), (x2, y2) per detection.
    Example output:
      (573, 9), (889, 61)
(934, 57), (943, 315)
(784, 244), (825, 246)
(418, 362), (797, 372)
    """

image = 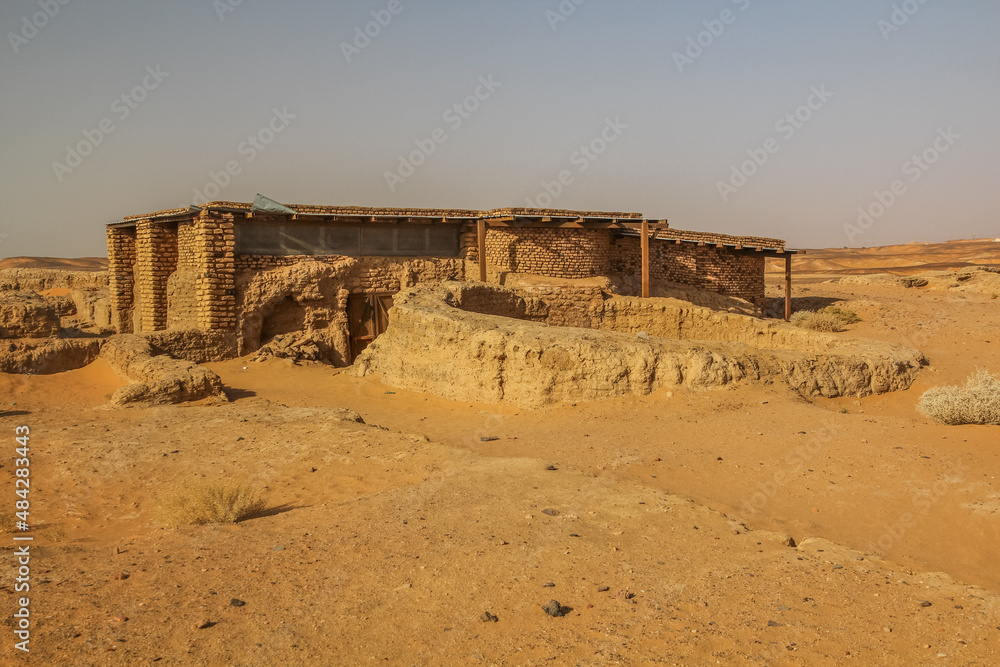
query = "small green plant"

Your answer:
(157, 480), (267, 526)
(790, 310), (845, 332)
(917, 369), (1000, 425)
(839, 406), (849, 414)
